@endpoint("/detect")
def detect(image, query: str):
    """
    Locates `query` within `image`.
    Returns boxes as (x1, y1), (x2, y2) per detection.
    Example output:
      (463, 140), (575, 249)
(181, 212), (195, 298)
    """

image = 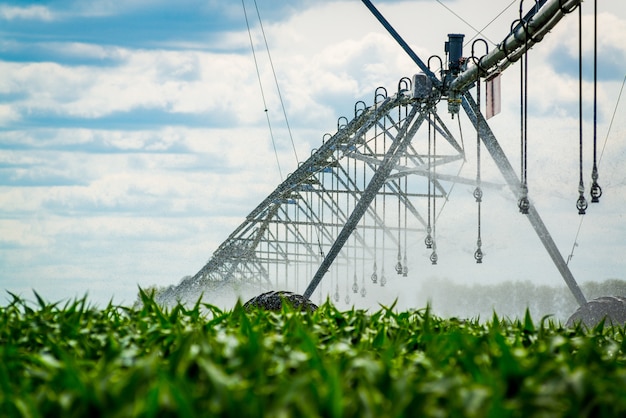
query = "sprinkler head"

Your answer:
(576, 194), (588, 215)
